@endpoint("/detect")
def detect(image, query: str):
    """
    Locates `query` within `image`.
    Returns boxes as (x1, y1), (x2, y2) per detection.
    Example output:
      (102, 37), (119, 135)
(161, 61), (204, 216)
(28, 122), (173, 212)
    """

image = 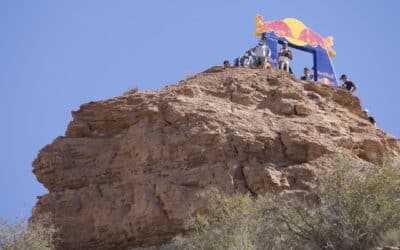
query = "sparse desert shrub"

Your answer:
(173, 159), (400, 250)
(0, 214), (57, 250)
(173, 188), (294, 250)
(282, 161), (400, 250)
(174, 189), (256, 250)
